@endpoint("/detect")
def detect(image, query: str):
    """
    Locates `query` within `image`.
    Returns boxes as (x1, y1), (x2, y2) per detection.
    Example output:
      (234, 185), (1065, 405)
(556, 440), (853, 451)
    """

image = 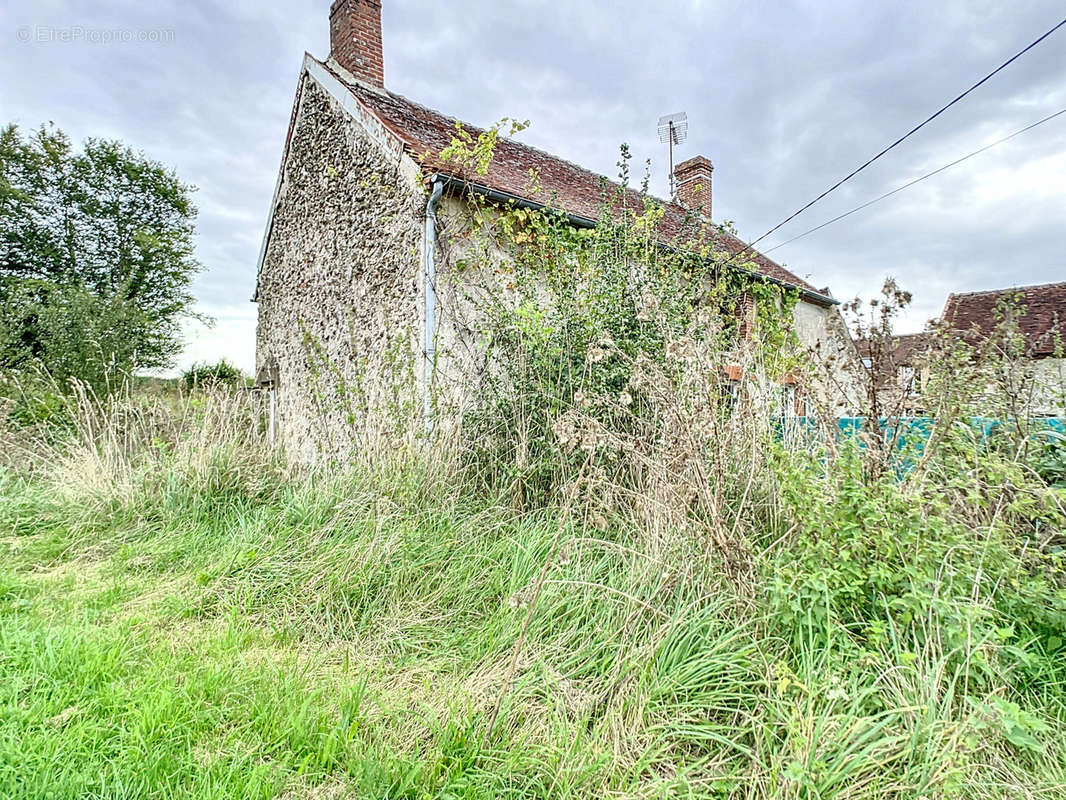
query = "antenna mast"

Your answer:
(658, 112), (688, 199)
